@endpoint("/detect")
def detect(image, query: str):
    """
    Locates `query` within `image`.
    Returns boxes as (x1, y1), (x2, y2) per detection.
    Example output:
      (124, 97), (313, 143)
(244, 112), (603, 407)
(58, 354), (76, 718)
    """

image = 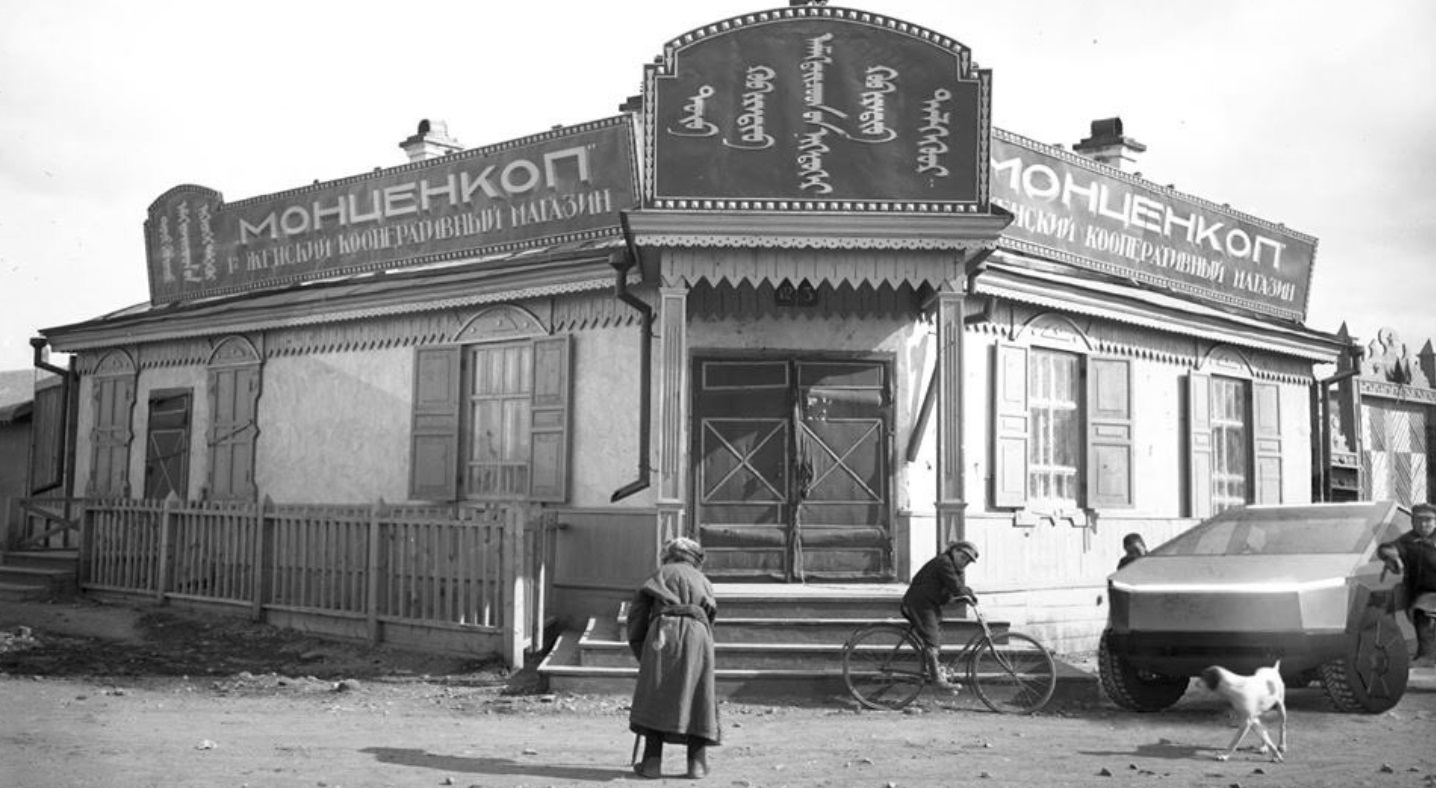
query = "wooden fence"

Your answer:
(74, 497), (559, 667)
